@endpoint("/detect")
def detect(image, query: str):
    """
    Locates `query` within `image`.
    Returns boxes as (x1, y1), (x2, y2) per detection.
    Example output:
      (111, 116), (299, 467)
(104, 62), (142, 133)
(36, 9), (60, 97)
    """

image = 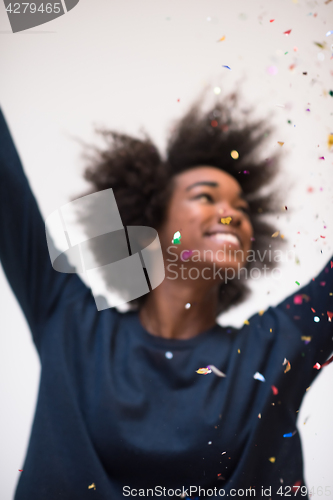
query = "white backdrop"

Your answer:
(0, 0), (333, 498)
